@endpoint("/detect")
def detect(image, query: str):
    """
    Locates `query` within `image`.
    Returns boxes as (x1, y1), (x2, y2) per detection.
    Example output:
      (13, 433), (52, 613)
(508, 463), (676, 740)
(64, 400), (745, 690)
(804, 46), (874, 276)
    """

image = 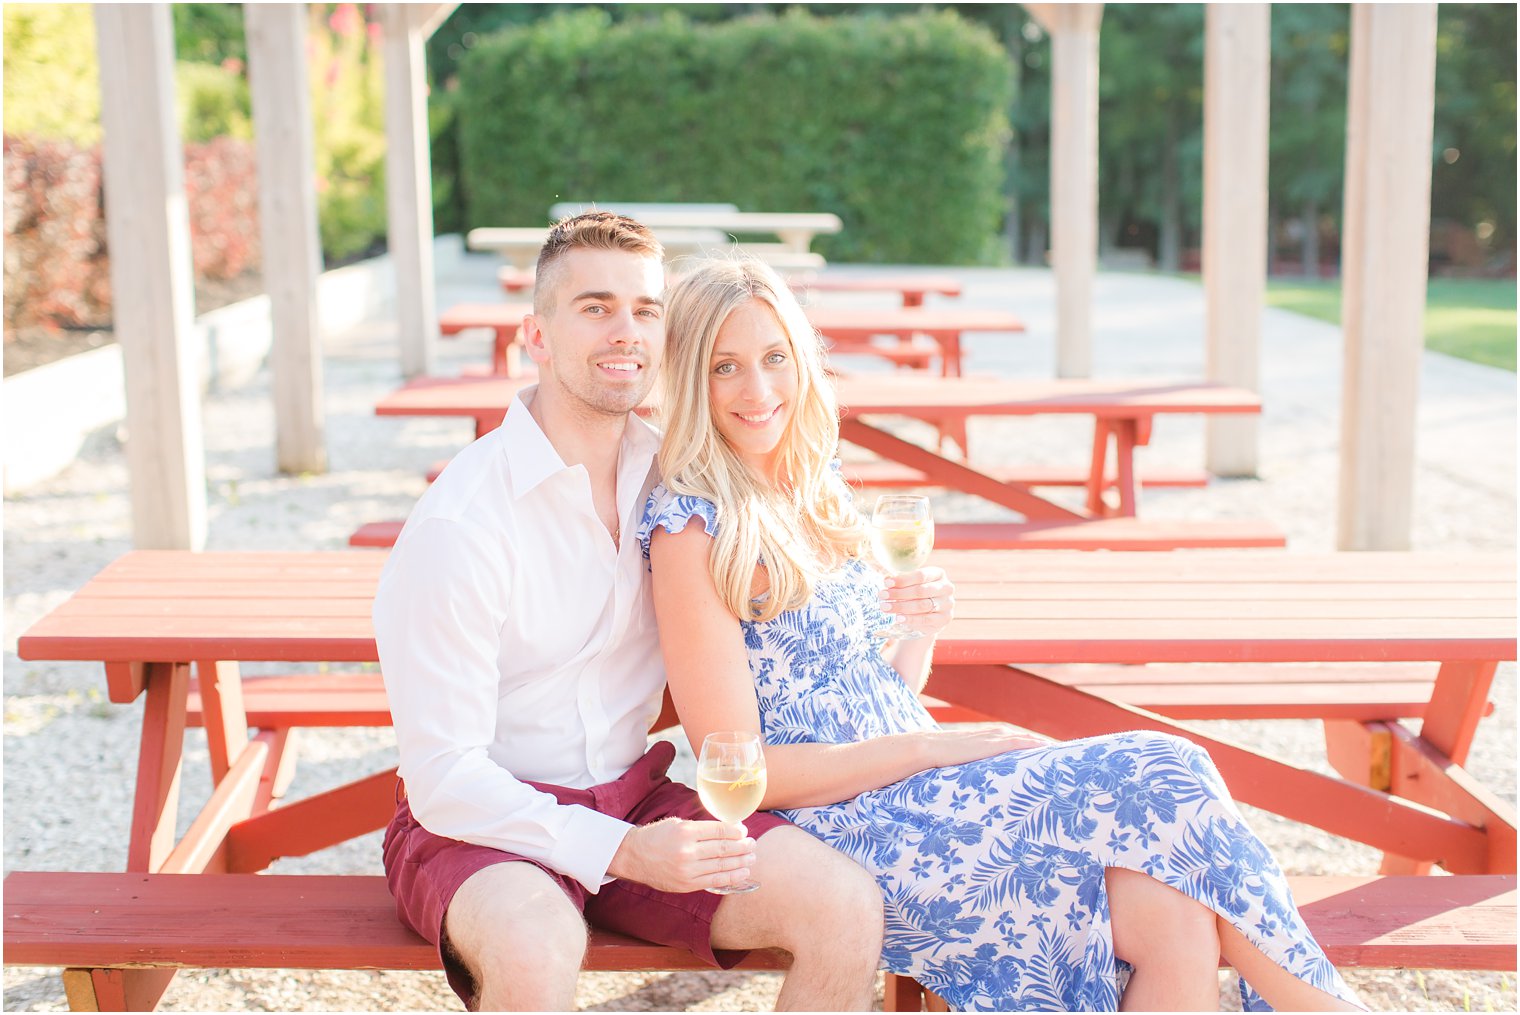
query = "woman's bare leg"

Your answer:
(1216, 918), (1364, 1011)
(1106, 867), (1221, 1011)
